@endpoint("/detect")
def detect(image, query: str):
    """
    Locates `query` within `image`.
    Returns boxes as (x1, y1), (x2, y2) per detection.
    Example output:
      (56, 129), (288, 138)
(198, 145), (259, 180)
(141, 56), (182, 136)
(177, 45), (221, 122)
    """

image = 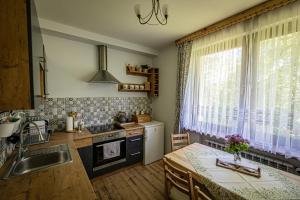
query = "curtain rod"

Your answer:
(175, 0), (297, 46)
